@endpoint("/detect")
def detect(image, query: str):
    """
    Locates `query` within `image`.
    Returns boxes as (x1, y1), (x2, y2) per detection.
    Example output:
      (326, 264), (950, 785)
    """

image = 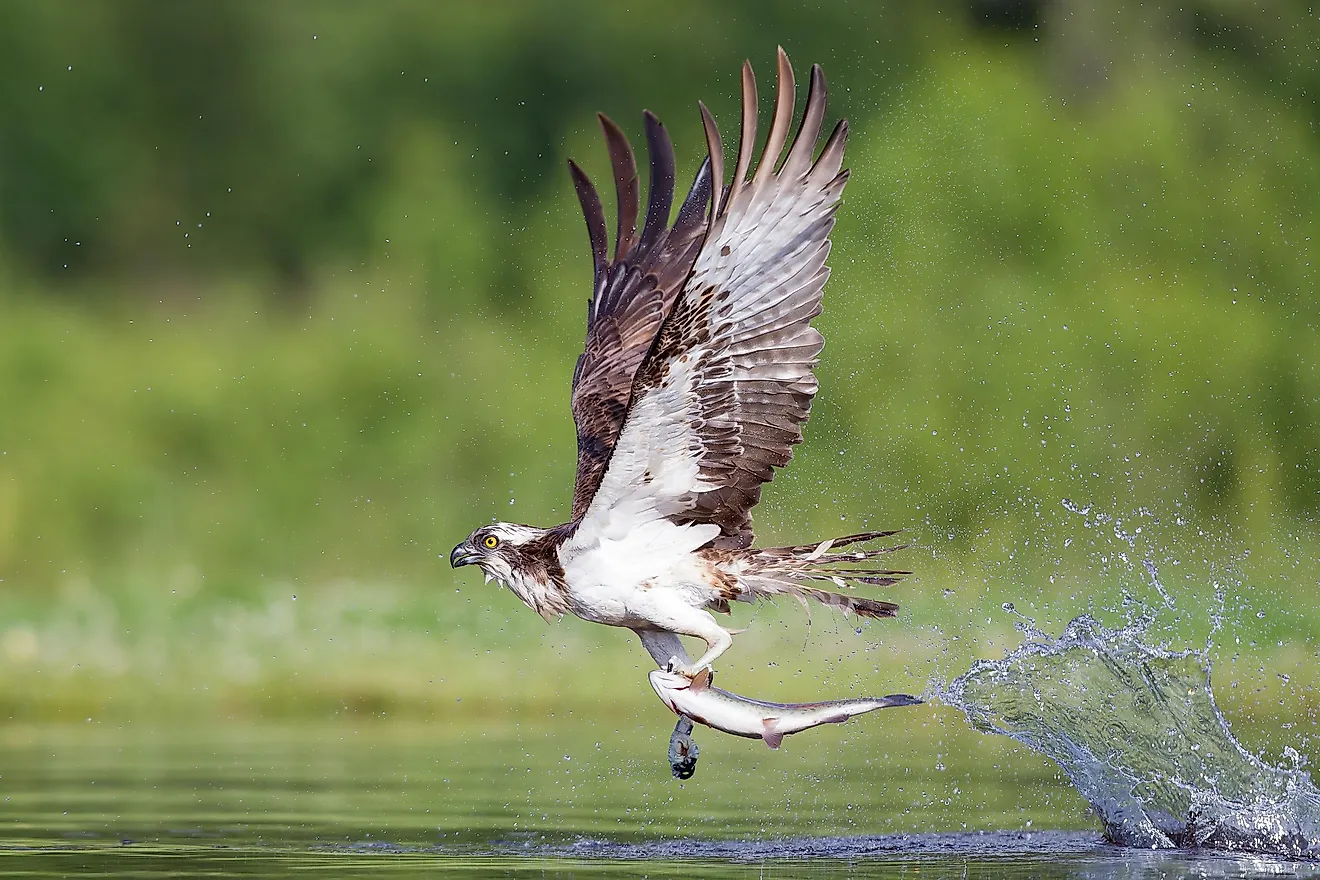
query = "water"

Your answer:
(943, 614), (1320, 859)
(0, 708), (1315, 878)
(2, 545), (1316, 875)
